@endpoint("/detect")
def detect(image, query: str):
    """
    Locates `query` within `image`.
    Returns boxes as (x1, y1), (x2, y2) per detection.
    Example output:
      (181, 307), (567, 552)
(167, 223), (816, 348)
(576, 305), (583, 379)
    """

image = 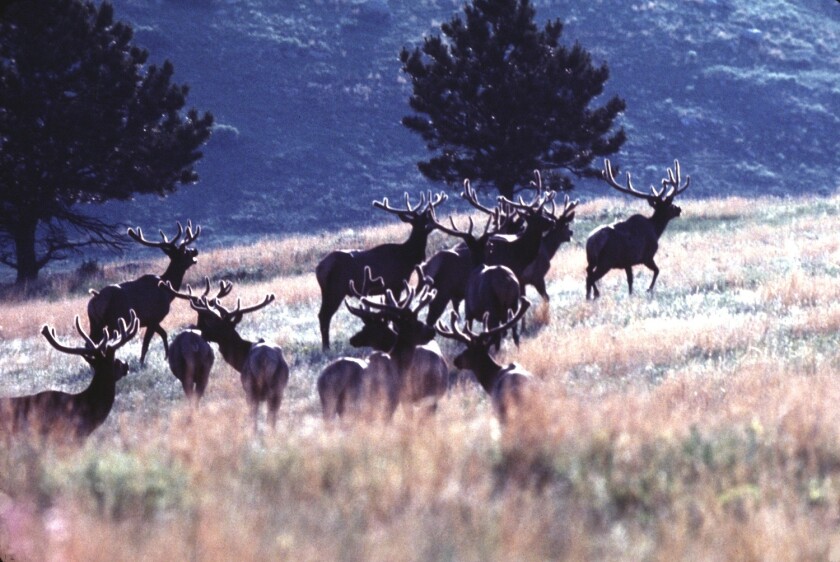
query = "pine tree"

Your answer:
(400, 0), (626, 198)
(0, 0), (213, 284)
